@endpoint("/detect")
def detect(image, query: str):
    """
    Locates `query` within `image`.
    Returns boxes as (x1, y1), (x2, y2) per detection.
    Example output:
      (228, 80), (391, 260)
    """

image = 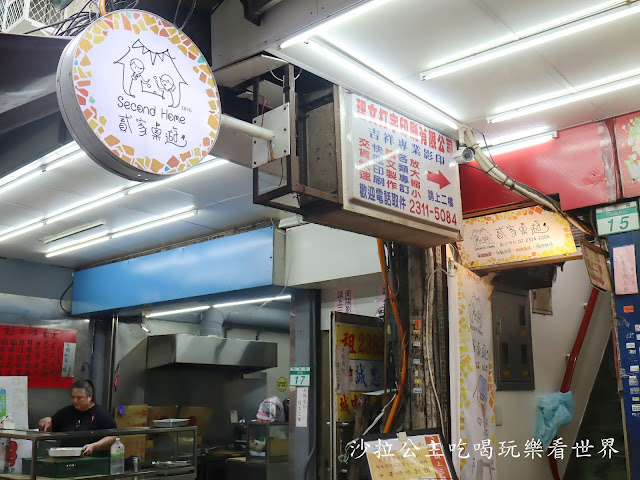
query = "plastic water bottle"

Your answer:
(110, 438), (125, 475)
